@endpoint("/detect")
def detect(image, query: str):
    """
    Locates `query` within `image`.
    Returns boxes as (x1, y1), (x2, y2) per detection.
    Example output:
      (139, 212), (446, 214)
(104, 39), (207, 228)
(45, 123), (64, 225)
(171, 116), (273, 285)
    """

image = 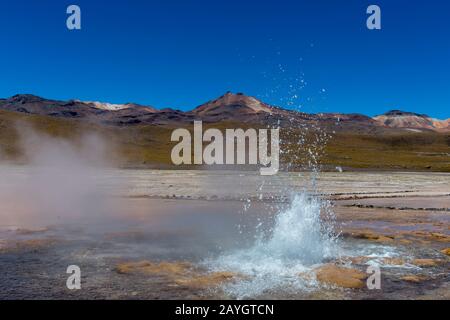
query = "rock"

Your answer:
(315, 264), (367, 289)
(0, 238), (58, 254)
(343, 231), (394, 243)
(382, 257), (405, 265)
(401, 275), (428, 283)
(174, 271), (240, 289)
(115, 260), (241, 289)
(115, 260), (192, 275)
(412, 259), (443, 267)
(429, 233), (450, 242)
(15, 228), (49, 235)
(440, 248), (450, 256)
(338, 256), (371, 265)
(412, 231), (450, 243)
